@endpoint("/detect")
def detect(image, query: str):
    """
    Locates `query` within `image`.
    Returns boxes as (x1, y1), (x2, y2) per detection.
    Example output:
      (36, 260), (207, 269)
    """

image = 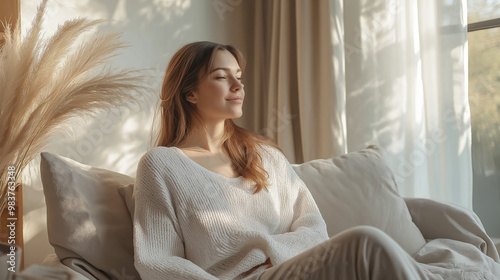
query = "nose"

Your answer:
(231, 77), (244, 92)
